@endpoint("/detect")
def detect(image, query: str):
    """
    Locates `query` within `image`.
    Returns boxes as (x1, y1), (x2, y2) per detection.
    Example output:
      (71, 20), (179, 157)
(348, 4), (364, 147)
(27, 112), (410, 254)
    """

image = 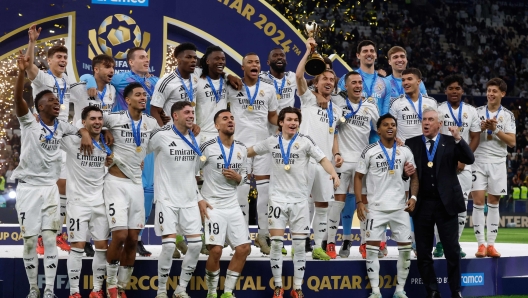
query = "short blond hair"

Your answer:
(388, 46), (406, 60)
